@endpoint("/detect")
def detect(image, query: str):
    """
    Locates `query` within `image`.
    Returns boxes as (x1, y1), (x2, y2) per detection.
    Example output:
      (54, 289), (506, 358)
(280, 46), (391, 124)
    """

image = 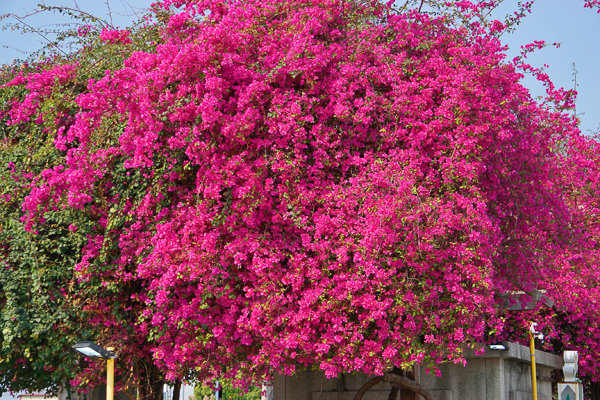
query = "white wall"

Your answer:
(164, 384), (195, 400)
(1, 392), (47, 400)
